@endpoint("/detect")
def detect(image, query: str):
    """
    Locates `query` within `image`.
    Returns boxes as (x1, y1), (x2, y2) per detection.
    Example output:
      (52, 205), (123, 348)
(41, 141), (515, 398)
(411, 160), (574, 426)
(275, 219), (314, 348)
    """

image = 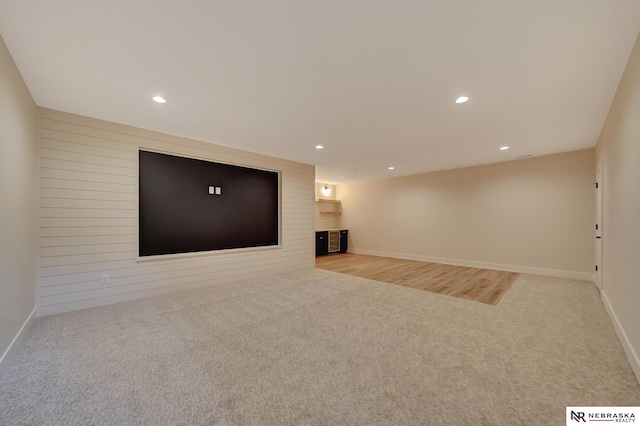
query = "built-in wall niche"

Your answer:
(139, 150), (280, 257)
